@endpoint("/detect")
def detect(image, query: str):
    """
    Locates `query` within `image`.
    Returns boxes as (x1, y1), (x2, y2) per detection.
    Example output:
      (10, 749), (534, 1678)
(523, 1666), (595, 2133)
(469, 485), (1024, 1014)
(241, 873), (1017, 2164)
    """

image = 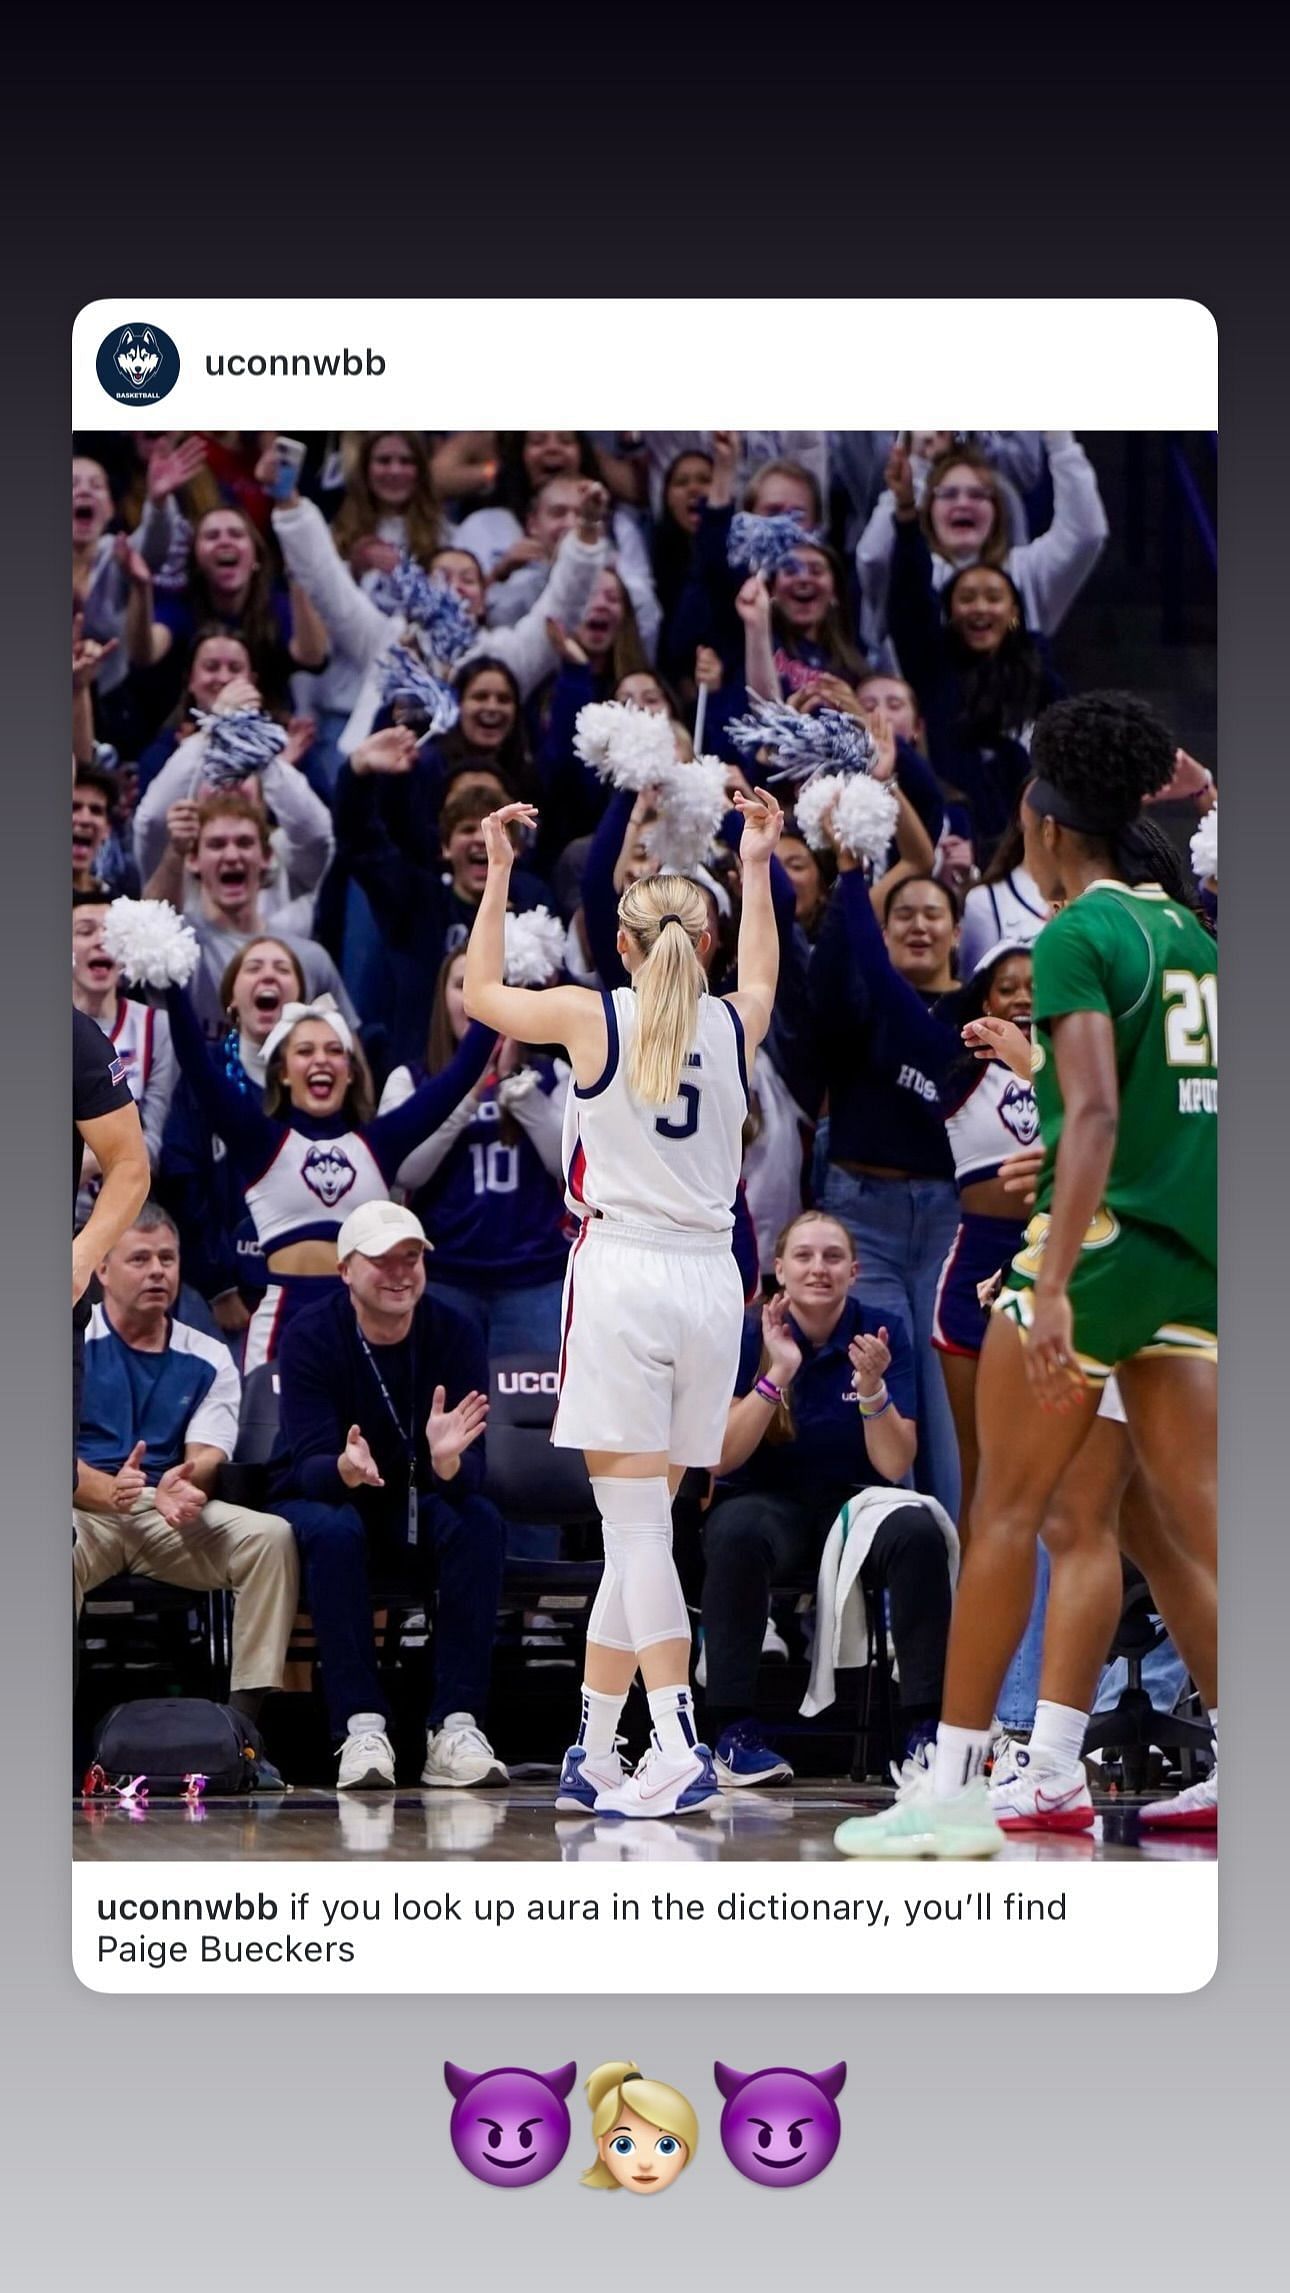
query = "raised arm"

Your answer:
(479, 485), (612, 698)
(271, 492), (390, 673)
(162, 980), (282, 1173)
(723, 786), (784, 1054)
(462, 804), (607, 1081)
(364, 1022), (496, 1182)
(1014, 432), (1110, 633)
